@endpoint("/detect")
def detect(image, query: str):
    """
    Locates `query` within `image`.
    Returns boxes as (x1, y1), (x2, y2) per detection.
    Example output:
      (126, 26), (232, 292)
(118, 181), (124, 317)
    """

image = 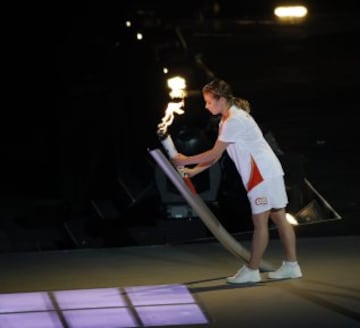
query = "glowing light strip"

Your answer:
(274, 6), (308, 18)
